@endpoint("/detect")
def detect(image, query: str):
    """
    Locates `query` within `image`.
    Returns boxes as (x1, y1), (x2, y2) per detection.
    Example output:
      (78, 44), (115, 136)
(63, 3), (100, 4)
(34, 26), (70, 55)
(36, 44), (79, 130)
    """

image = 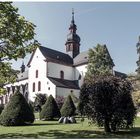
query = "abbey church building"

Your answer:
(0, 11), (125, 104)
